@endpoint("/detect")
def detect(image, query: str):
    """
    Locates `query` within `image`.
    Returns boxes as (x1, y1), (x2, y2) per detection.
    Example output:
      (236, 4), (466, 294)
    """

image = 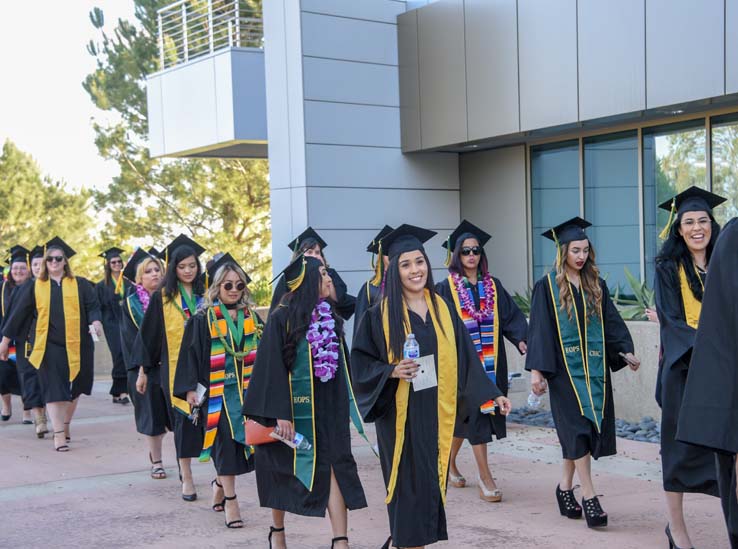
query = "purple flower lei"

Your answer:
(135, 284), (151, 312)
(451, 272), (495, 322)
(306, 299), (340, 382)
